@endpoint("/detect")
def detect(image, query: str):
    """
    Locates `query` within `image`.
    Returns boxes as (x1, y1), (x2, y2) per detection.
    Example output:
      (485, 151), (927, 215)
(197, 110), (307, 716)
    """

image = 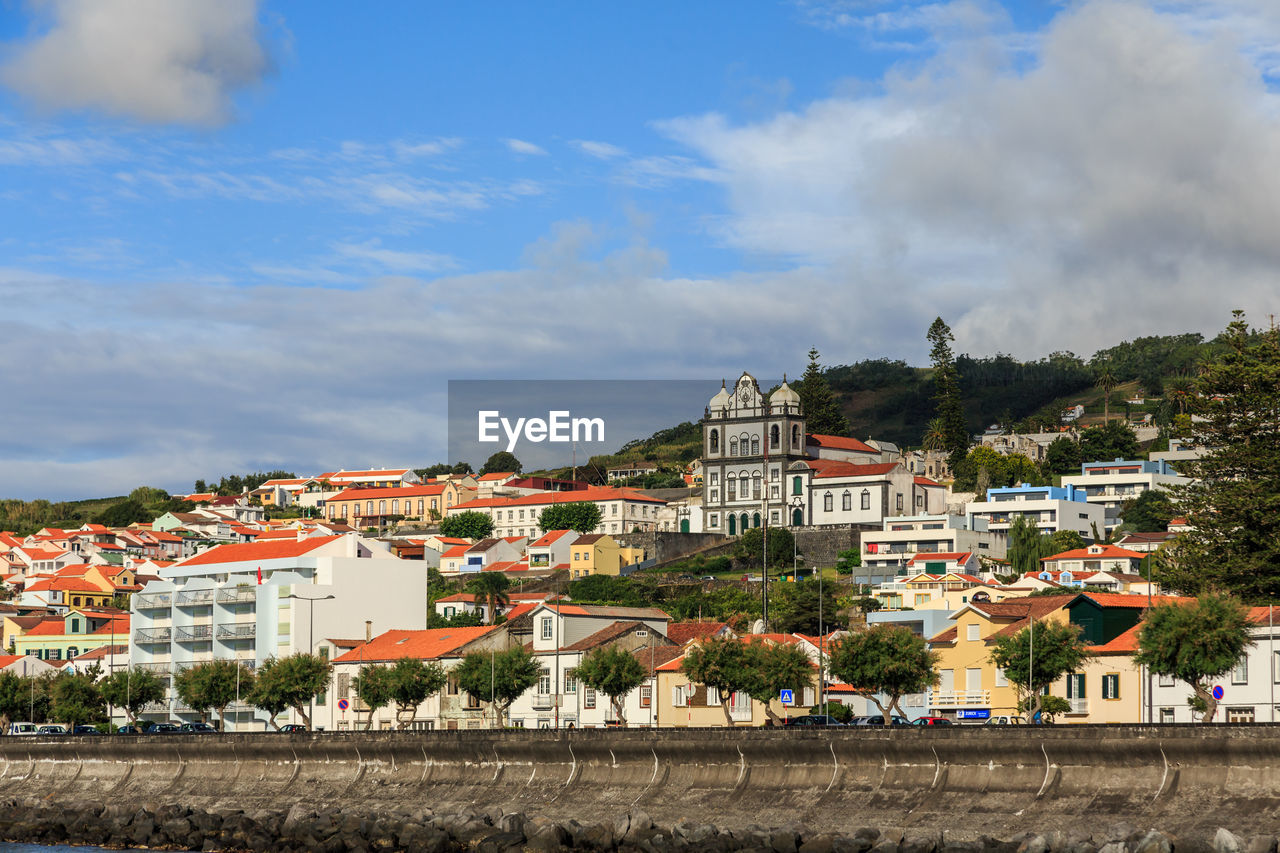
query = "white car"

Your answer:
(8, 722), (38, 736)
